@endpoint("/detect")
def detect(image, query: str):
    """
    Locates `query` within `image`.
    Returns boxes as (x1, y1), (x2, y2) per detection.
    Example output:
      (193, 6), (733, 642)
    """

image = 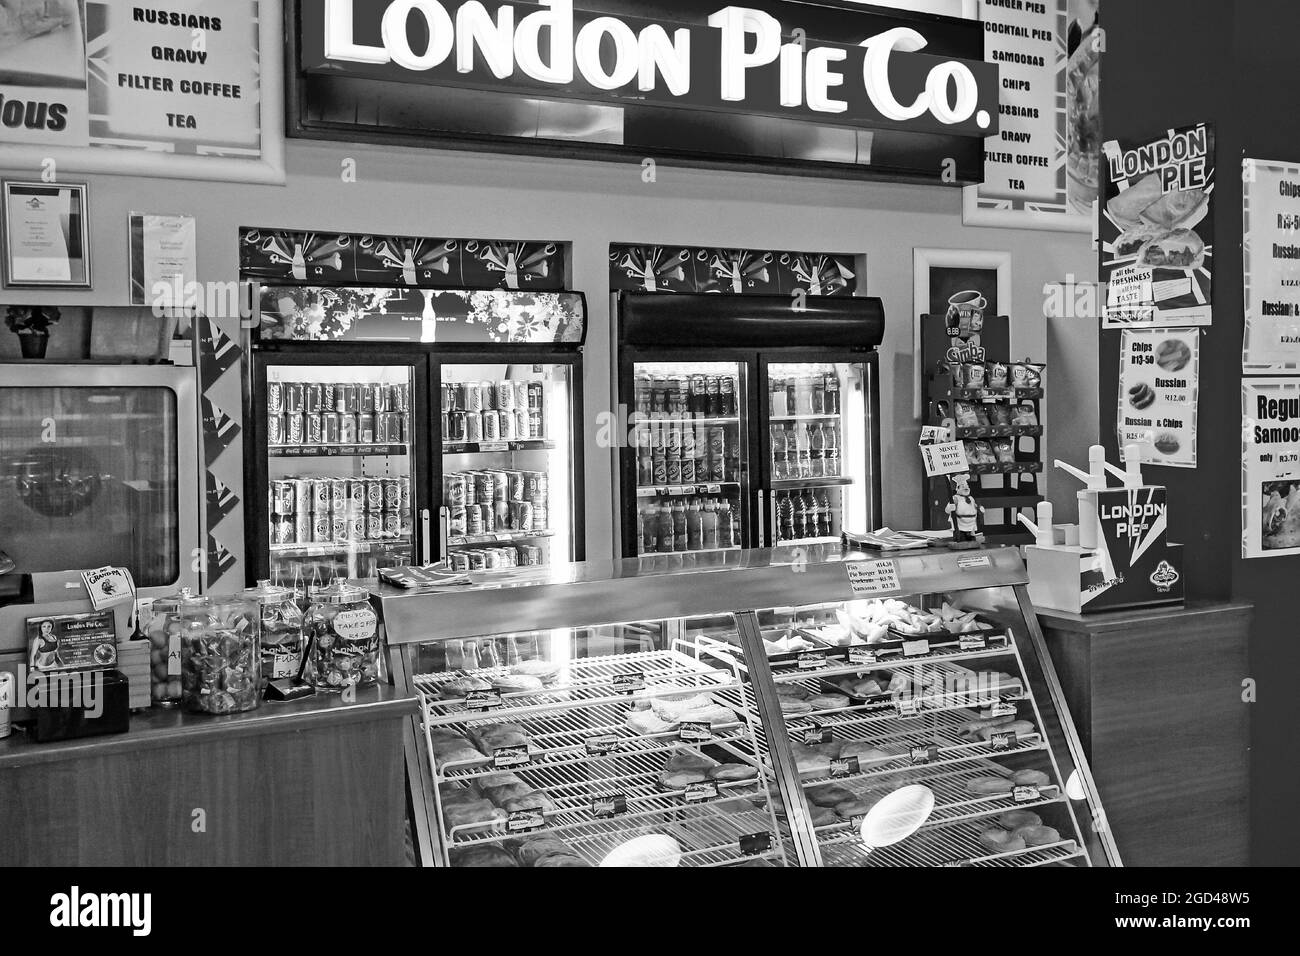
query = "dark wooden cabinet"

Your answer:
(1038, 602), (1251, 866)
